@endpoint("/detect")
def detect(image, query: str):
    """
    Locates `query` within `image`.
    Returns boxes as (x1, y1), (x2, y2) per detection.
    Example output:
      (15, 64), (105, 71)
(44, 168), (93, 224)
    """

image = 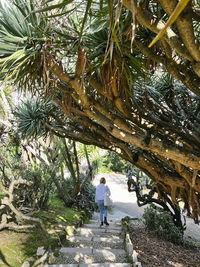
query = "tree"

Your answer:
(0, 143), (50, 231)
(103, 151), (128, 173)
(0, 0), (200, 223)
(122, 0), (200, 96)
(0, 121), (96, 230)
